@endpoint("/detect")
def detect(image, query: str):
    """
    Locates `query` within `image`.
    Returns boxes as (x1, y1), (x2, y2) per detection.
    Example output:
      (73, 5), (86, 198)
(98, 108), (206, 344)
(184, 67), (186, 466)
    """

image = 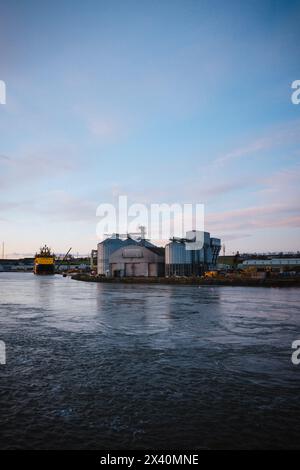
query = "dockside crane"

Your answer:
(56, 247), (72, 272)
